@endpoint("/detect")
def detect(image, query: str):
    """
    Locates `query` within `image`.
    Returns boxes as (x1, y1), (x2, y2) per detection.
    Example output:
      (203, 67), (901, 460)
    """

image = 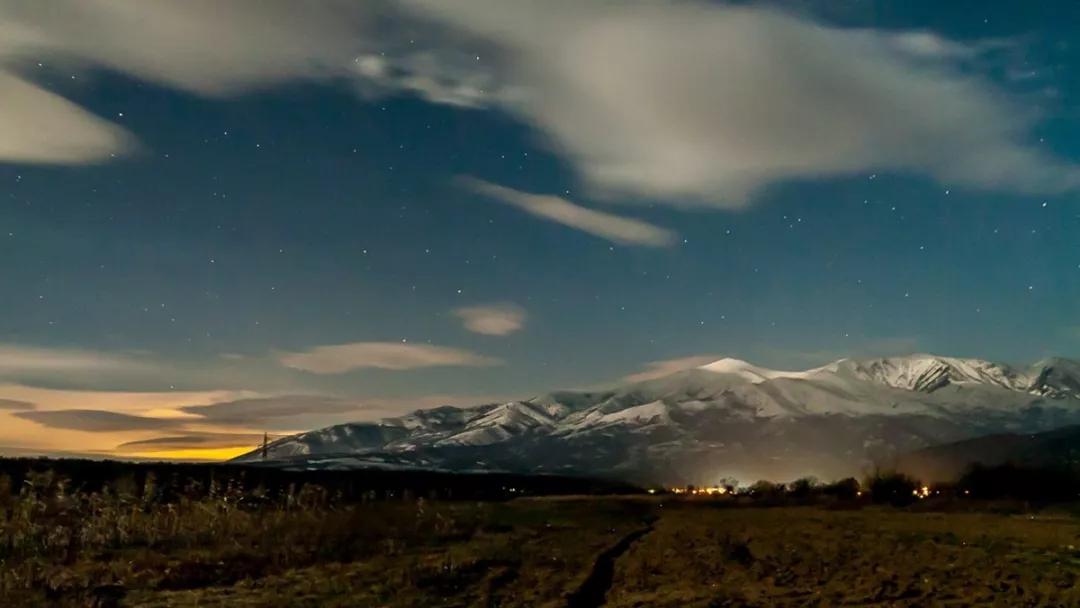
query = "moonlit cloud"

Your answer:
(0, 344), (193, 393)
(0, 344), (149, 375)
(0, 71), (134, 164)
(278, 341), (502, 374)
(462, 178), (677, 247)
(0, 385), (256, 455)
(0, 0), (375, 164)
(0, 398), (34, 411)
(0, 0), (373, 95)
(406, 2), (1080, 204)
(180, 395), (364, 426)
(453, 303), (527, 336)
(622, 355), (723, 384)
(0, 343), (313, 393)
(2, 0), (1075, 200)
(757, 337), (924, 369)
(14, 409), (184, 432)
(114, 433), (271, 453)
